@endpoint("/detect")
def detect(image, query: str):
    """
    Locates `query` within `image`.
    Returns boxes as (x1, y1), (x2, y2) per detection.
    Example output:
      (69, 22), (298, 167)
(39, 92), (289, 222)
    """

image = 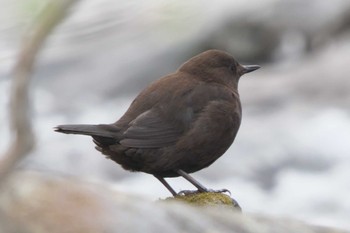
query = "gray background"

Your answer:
(1, 0), (350, 230)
